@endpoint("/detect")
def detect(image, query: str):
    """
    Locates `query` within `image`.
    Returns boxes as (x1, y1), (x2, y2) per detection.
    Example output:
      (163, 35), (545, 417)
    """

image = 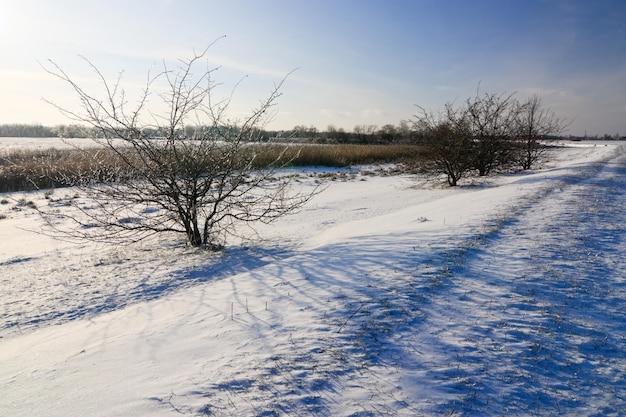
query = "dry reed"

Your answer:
(0, 144), (426, 192)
